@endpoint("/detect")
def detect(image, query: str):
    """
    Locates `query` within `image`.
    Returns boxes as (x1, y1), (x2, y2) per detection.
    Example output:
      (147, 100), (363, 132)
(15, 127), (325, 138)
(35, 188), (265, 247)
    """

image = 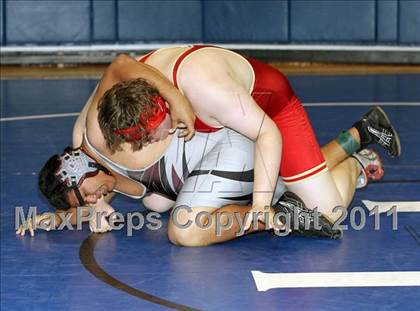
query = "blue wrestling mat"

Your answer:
(1, 74), (419, 310)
